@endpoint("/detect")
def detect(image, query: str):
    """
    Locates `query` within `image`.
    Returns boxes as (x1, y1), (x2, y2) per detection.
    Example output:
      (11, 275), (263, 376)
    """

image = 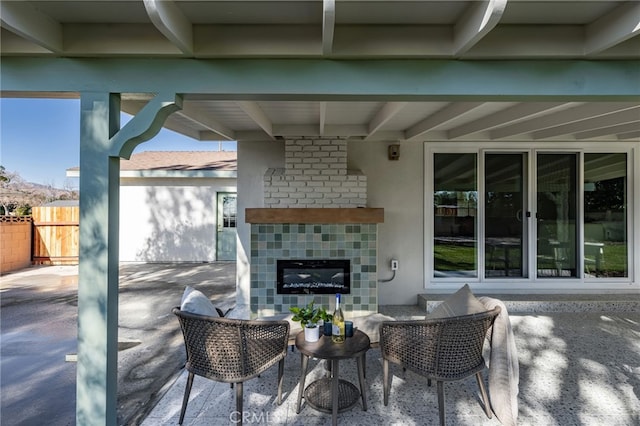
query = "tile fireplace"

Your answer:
(246, 208), (383, 318)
